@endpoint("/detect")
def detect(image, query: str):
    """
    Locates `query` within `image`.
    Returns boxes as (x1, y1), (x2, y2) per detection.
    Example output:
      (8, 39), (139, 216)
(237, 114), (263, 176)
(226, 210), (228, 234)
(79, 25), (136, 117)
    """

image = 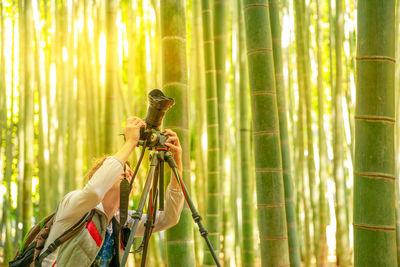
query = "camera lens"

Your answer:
(145, 89), (174, 129)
